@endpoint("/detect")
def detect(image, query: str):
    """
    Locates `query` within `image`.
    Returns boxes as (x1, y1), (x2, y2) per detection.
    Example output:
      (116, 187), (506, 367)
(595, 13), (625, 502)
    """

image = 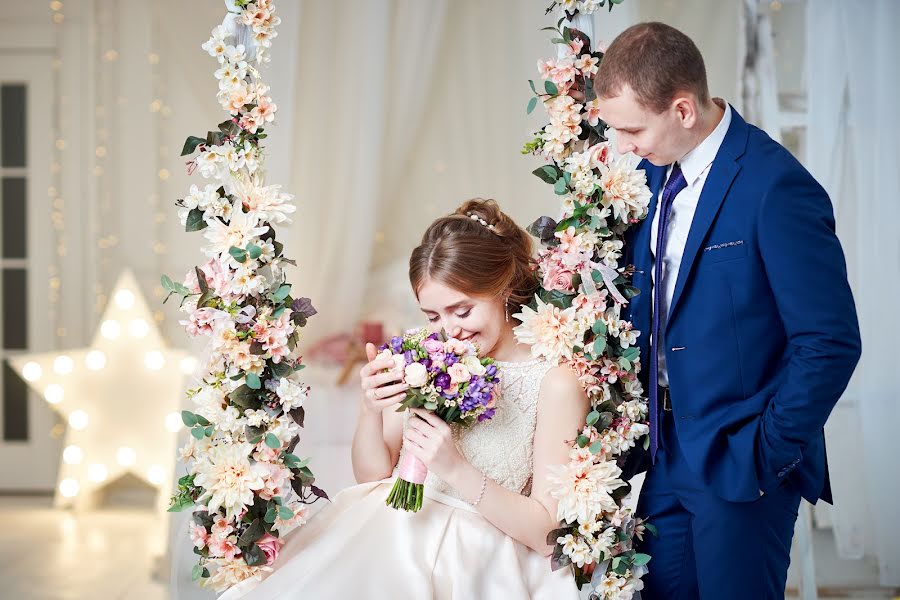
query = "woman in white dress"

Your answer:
(219, 199), (588, 599)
